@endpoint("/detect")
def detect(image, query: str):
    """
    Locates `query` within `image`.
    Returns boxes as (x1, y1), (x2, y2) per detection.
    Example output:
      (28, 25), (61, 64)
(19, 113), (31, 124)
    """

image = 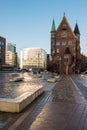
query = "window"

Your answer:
(62, 24), (67, 30)
(51, 42), (55, 46)
(57, 49), (59, 53)
(52, 50), (55, 55)
(51, 34), (55, 38)
(68, 41), (72, 45)
(0, 41), (1, 46)
(2, 42), (4, 46)
(61, 33), (67, 38)
(56, 42), (60, 46)
(62, 42), (66, 46)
